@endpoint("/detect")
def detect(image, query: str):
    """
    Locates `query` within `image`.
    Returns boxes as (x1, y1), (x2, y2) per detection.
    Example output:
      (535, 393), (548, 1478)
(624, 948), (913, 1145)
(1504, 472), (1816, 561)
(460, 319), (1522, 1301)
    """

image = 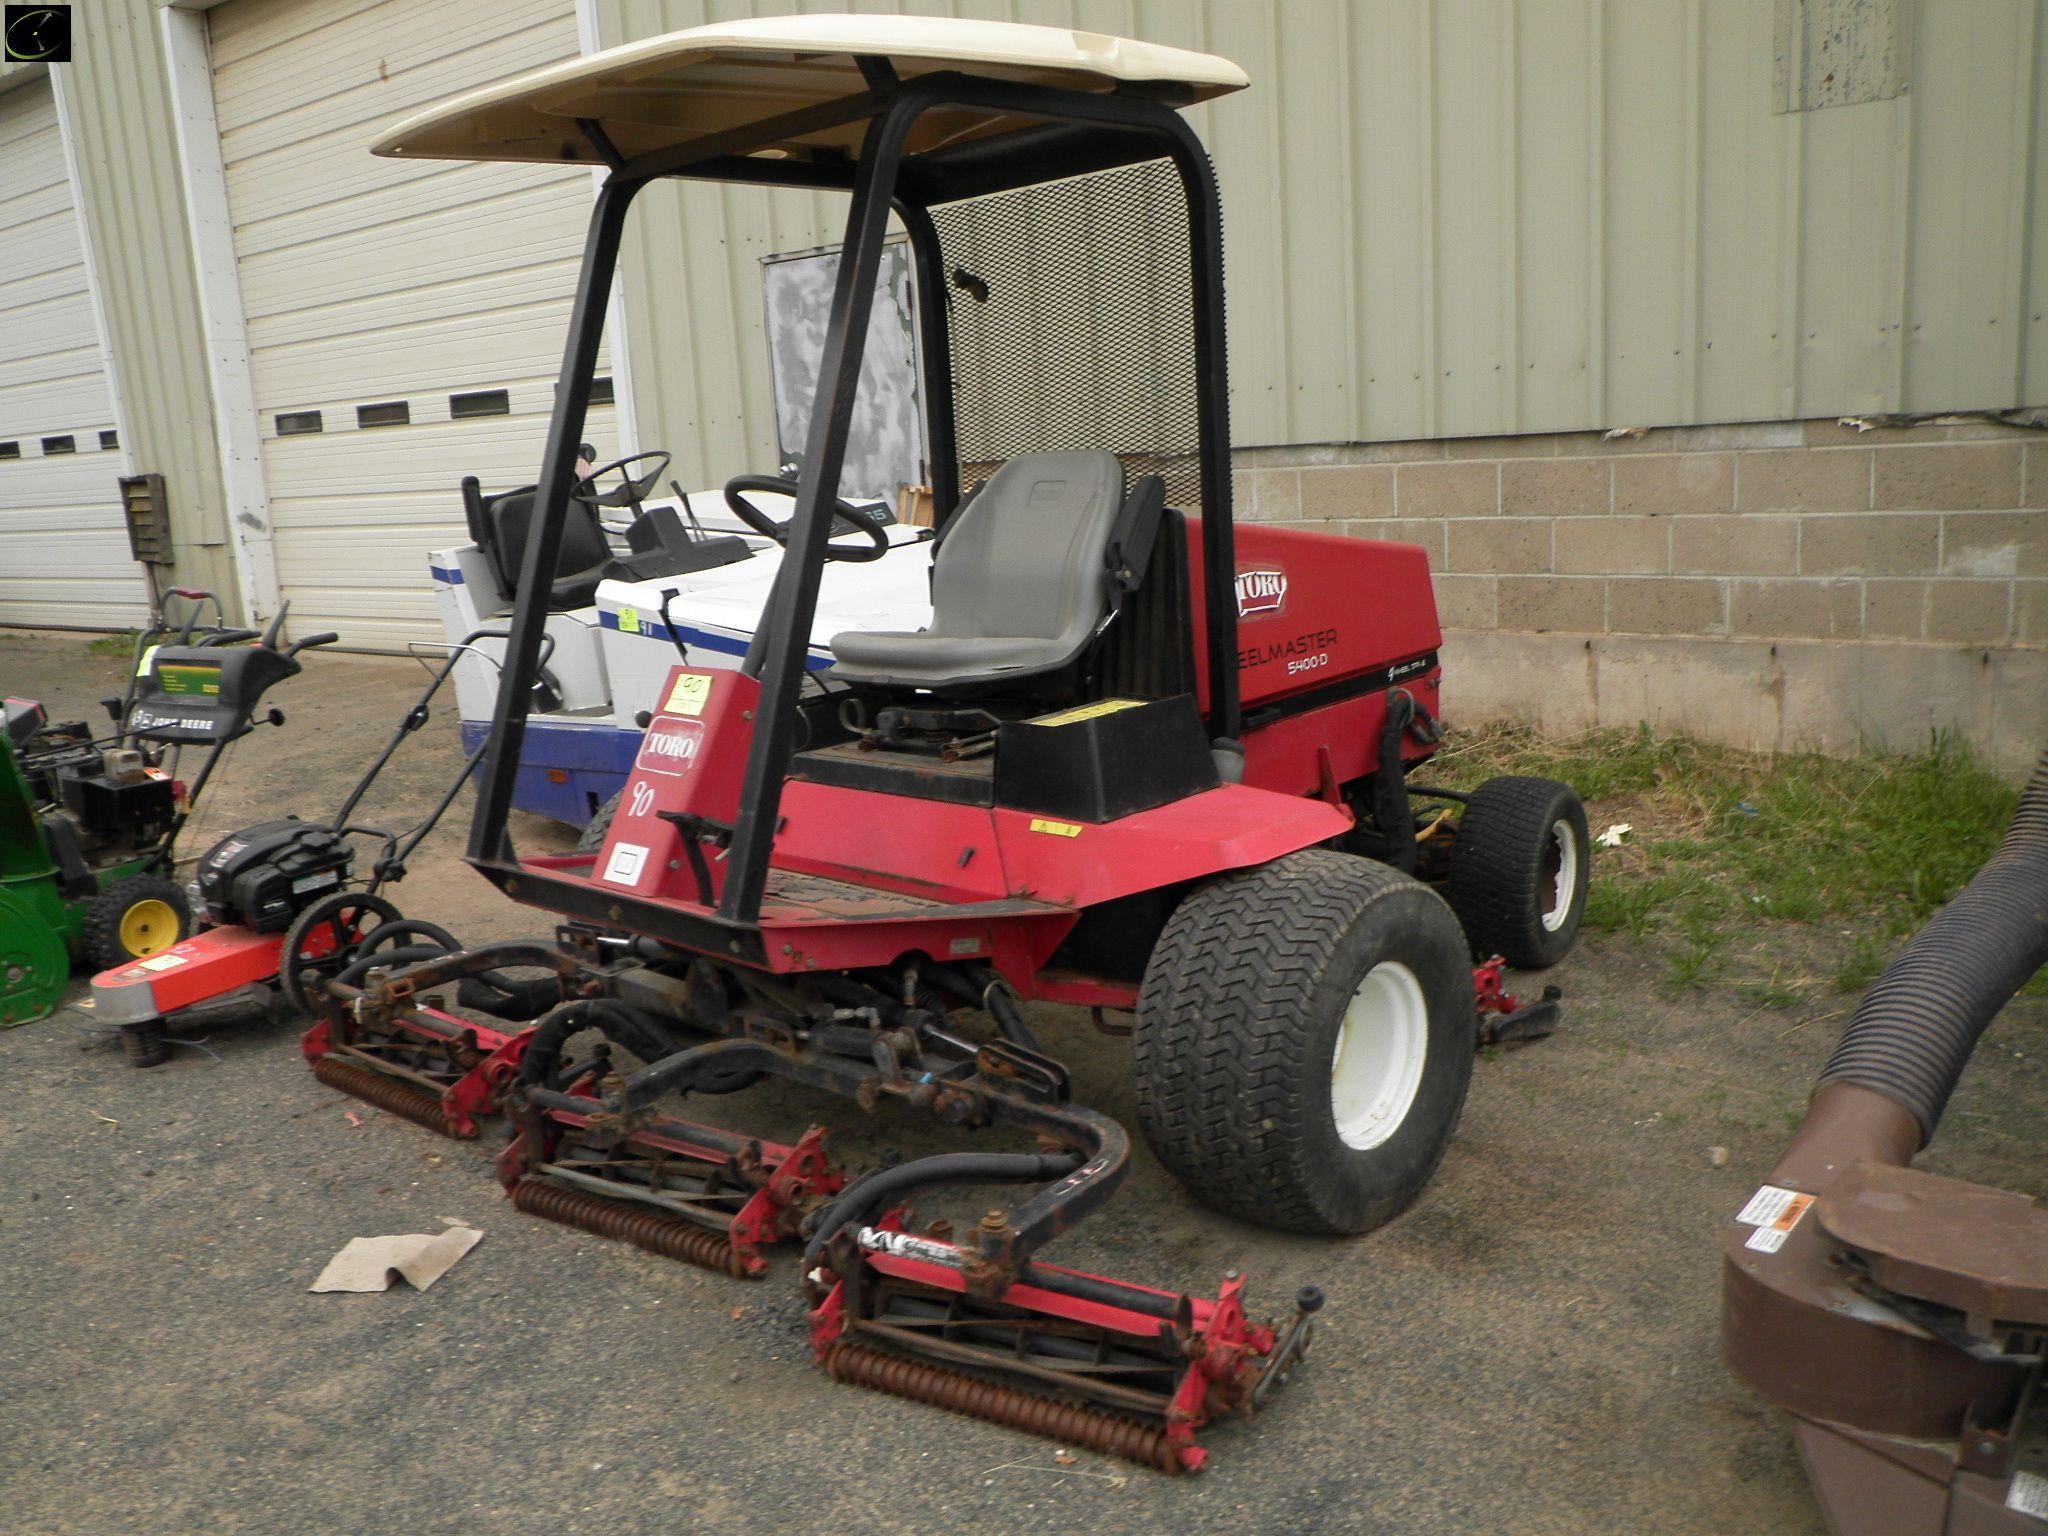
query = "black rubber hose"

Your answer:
(335, 945), (447, 987)
(1816, 747), (2048, 1144)
(800, 1149), (1084, 1270)
(455, 971), (561, 1023)
(355, 918), (462, 954)
(923, 964), (1041, 1051)
(516, 999), (684, 1087)
(346, 921), (559, 1022)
